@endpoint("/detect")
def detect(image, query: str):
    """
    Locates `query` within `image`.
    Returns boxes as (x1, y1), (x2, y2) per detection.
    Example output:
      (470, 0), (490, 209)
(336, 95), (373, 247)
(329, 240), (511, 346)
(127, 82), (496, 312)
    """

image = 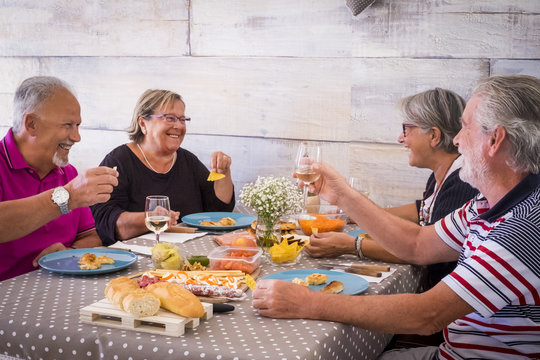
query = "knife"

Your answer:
(321, 263), (390, 272)
(320, 263), (388, 277)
